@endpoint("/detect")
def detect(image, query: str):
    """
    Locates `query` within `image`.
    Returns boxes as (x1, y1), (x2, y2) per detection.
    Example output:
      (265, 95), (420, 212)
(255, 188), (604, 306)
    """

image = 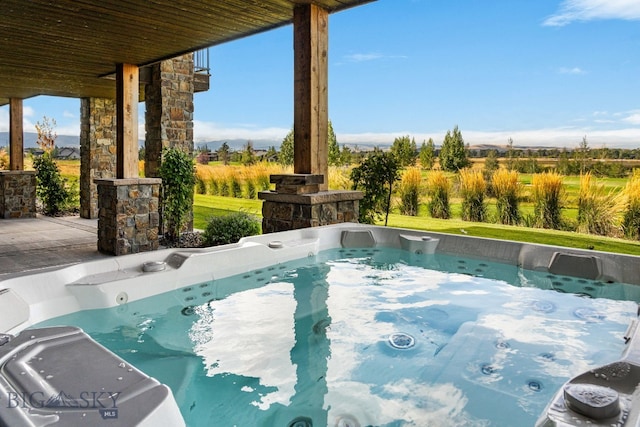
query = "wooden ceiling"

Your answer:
(0, 0), (374, 105)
